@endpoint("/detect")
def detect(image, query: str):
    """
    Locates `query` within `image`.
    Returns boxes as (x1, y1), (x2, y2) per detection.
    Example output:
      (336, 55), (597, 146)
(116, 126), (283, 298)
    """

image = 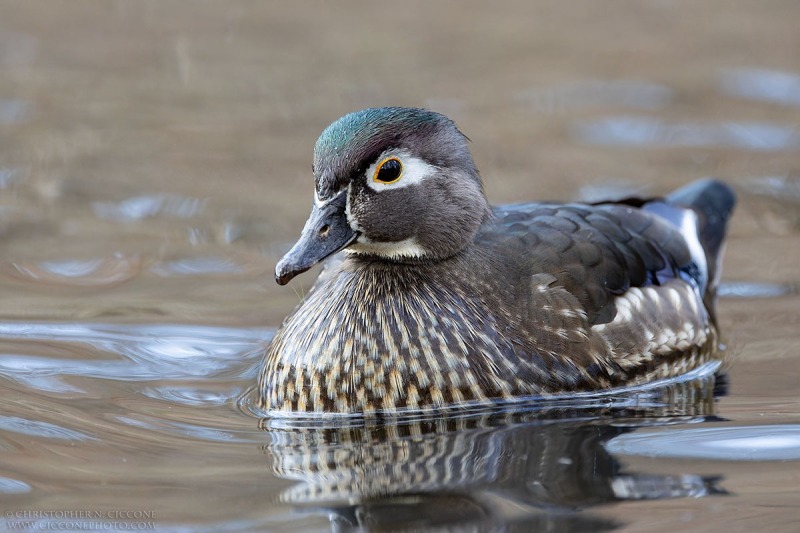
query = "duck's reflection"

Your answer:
(261, 373), (726, 531)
